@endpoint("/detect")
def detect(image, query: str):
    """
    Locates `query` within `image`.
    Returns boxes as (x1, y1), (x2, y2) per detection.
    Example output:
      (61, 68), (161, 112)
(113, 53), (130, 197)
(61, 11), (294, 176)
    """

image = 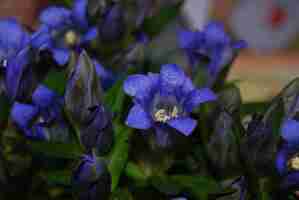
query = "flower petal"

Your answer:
(5, 47), (30, 101)
(203, 22), (230, 47)
(31, 25), (52, 50)
(0, 18), (29, 59)
(40, 6), (71, 28)
(93, 60), (115, 90)
(167, 117), (197, 136)
(32, 85), (57, 108)
(276, 148), (289, 176)
(184, 88), (217, 112)
(281, 119), (299, 146)
(126, 104), (151, 130)
(82, 27), (98, 43)
(52, 48), (70, 65)
(177, 28), (201, 49)
(160, 64), (186, 94)
(11, 102), (38, 129)
(123, 74), (153, 100)
(72, 0), (88, 28)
